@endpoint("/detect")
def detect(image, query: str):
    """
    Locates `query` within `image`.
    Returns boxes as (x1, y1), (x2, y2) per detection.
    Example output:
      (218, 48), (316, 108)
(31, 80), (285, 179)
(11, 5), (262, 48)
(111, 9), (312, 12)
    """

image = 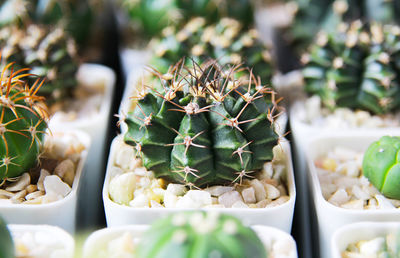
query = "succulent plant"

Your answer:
(151, 17), (274, 83)
(136, 212), (267, 258)
(0, 61), (48, 181)
(0, 23), (79, 103)
(288, 0), (399, 51)
(0, 216), (14, 258)
(121, 0), (254, 38)
(123, 59), (280, 188)
(302, 21), (400, 114)
(362, 136), (400, 200)
(0, 0), (97, 46)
